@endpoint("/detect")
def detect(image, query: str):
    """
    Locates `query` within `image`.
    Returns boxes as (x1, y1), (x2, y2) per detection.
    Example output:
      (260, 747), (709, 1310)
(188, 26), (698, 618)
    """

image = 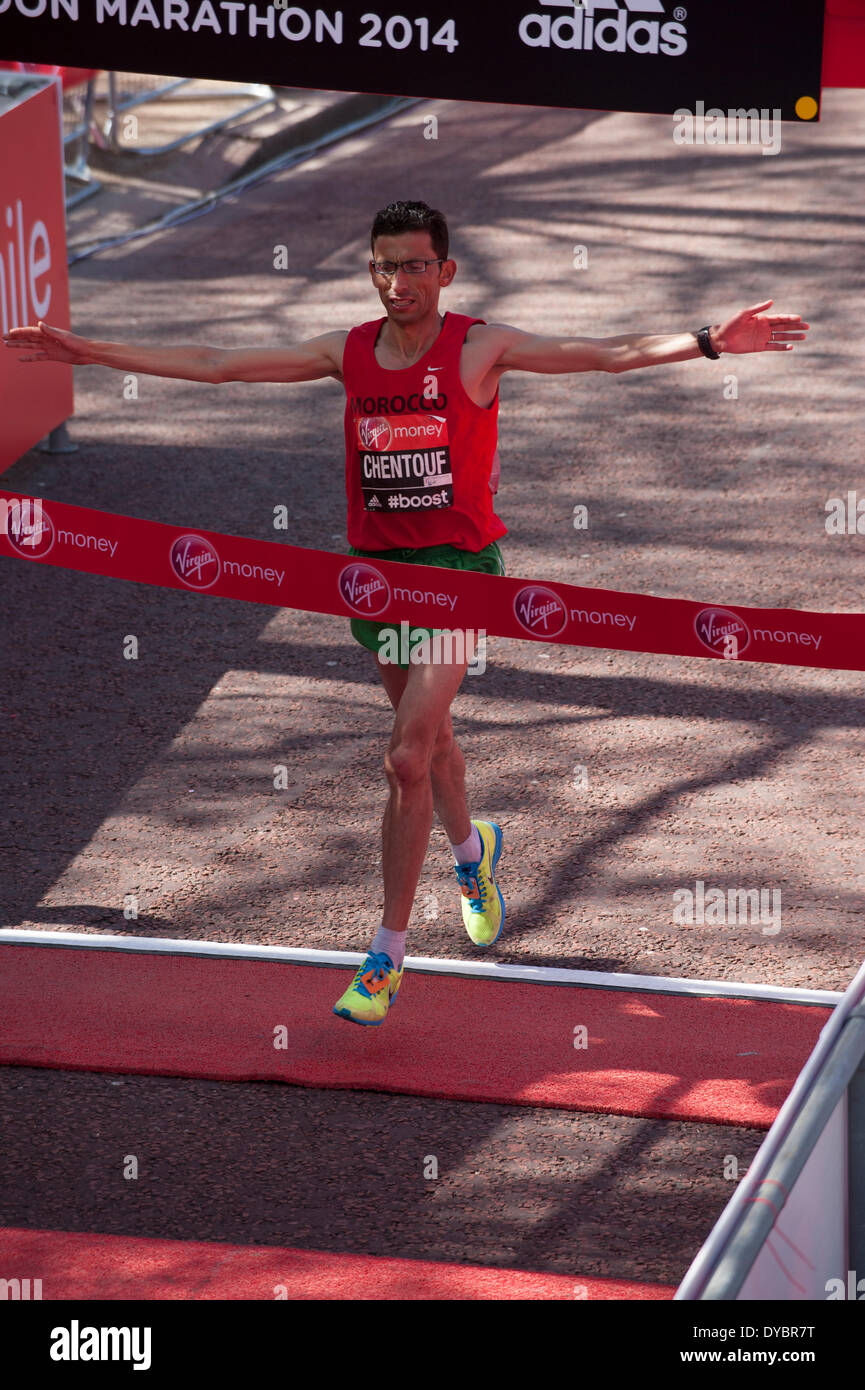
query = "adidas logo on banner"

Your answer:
(520, 0), (688, 56)
(554, 1), (667, 9)
(367, 495), (382, 508)
(539, 0), (667, 11)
